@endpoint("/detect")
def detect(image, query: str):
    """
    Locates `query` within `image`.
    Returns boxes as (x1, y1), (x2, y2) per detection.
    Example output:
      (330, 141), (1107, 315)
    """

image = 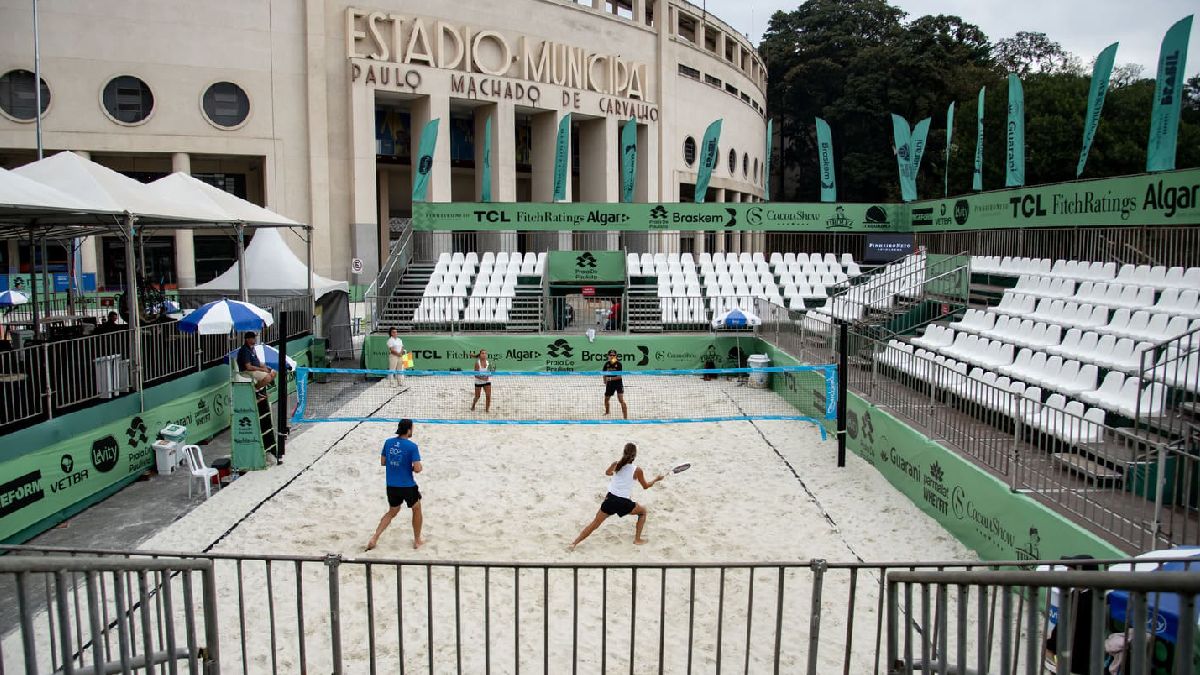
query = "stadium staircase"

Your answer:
(626, 265), (662, 332)
(377, 262), (435, 331)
